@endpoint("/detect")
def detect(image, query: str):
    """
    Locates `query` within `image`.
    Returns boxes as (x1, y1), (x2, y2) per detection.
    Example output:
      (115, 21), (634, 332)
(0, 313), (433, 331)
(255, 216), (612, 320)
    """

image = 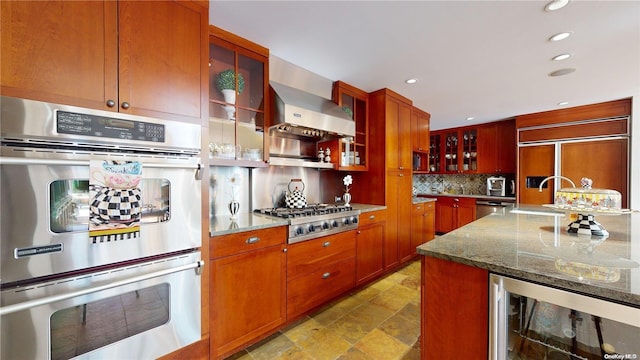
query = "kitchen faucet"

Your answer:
(538, 175), (576, 192)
